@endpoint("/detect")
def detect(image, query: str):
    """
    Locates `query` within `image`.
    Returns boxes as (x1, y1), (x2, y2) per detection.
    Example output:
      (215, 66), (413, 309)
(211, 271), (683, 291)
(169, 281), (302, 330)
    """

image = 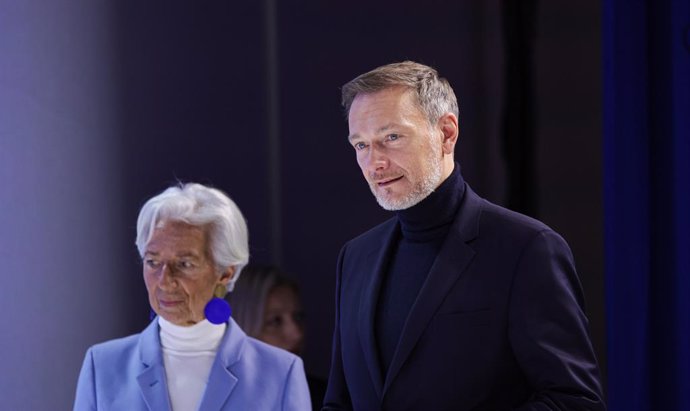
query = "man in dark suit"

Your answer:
(323, 61), (605, 411)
